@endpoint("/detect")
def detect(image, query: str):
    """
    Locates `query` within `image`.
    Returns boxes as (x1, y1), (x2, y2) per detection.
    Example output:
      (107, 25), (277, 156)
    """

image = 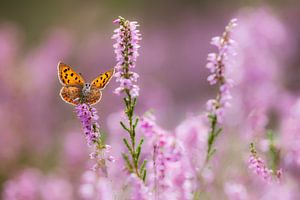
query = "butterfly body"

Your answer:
(57, 62), (114, 105)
